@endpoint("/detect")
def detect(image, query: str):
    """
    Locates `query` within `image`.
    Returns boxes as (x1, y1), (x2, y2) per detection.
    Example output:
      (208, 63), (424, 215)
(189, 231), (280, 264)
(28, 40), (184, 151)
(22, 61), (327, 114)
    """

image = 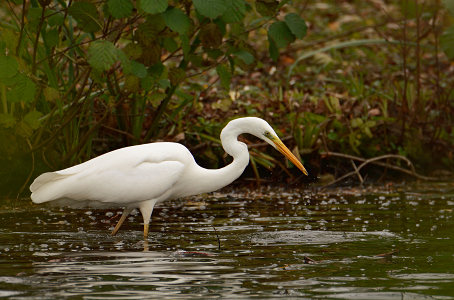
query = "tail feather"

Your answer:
(30, 172), (70, 203)
(30, 172), (66, 192)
